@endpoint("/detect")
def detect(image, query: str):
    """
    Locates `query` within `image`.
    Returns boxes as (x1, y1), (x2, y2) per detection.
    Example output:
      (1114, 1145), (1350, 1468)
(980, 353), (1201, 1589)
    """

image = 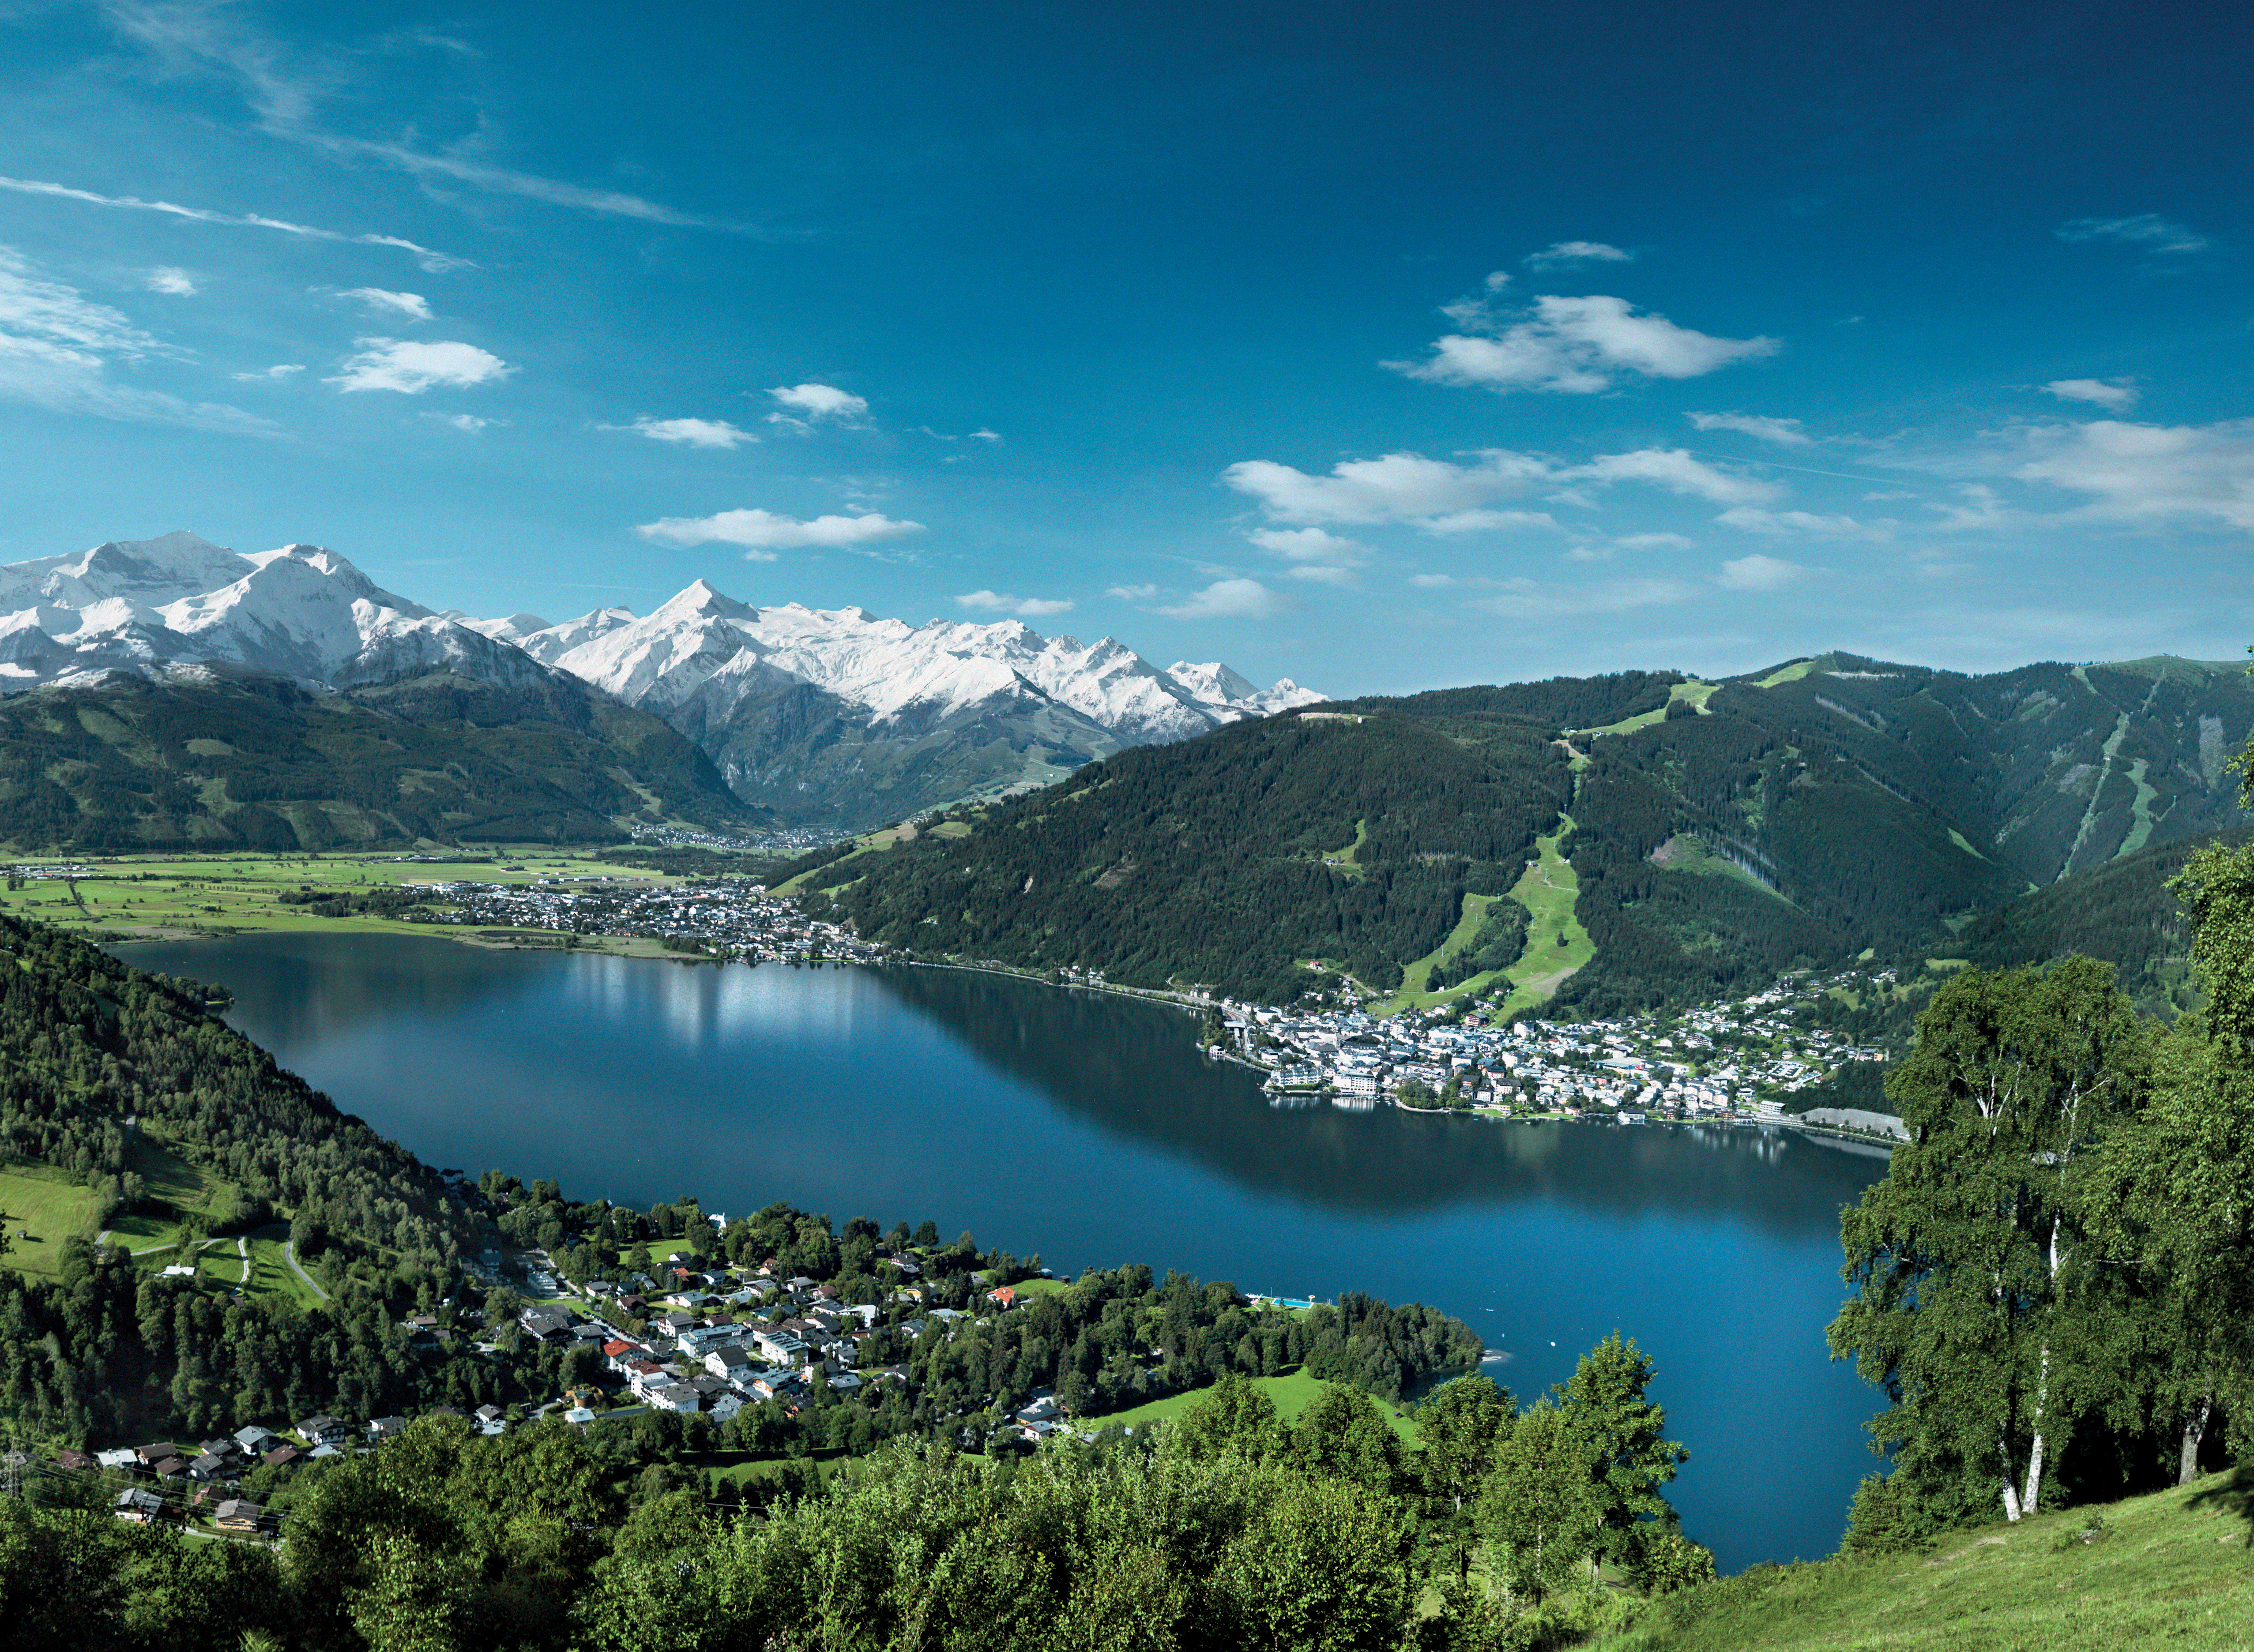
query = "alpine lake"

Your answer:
(111, 930), (1888, 1573)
